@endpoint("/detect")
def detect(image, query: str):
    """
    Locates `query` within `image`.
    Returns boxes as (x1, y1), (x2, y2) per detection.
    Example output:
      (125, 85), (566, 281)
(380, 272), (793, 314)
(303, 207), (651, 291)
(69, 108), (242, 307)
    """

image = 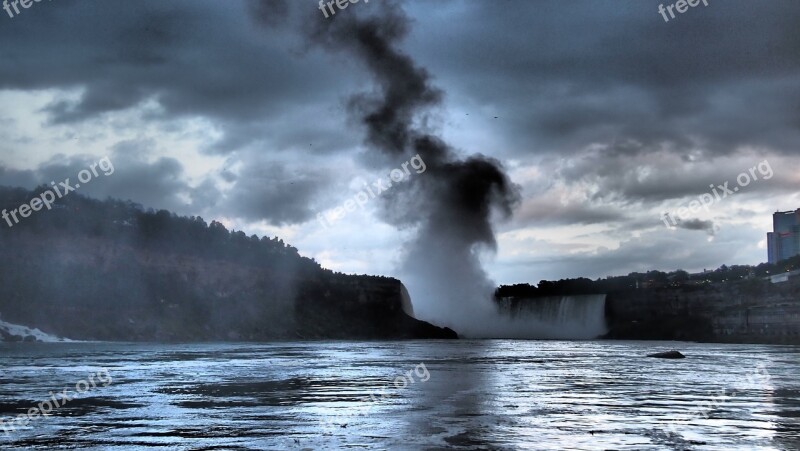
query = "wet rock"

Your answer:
(647, 350), (685, 359)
